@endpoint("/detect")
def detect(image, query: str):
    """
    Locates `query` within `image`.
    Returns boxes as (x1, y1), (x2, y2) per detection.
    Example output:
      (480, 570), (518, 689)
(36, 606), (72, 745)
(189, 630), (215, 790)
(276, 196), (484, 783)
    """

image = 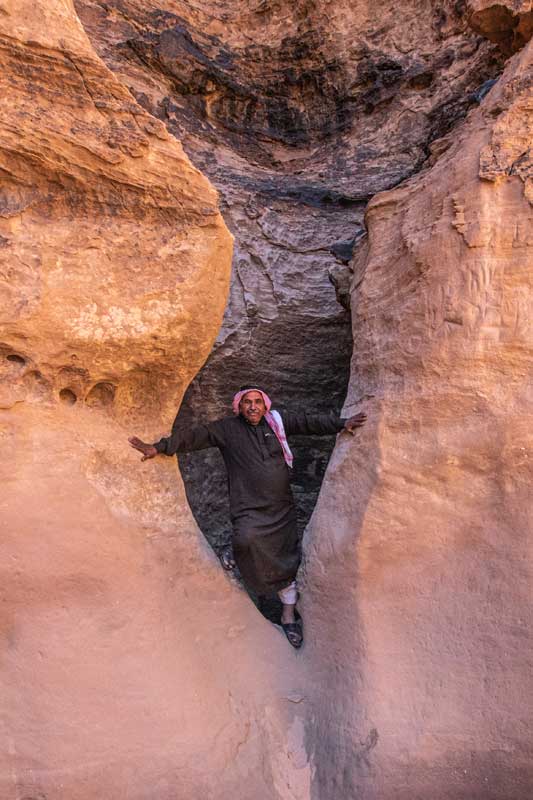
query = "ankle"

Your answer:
(281, 603), (296, 624)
